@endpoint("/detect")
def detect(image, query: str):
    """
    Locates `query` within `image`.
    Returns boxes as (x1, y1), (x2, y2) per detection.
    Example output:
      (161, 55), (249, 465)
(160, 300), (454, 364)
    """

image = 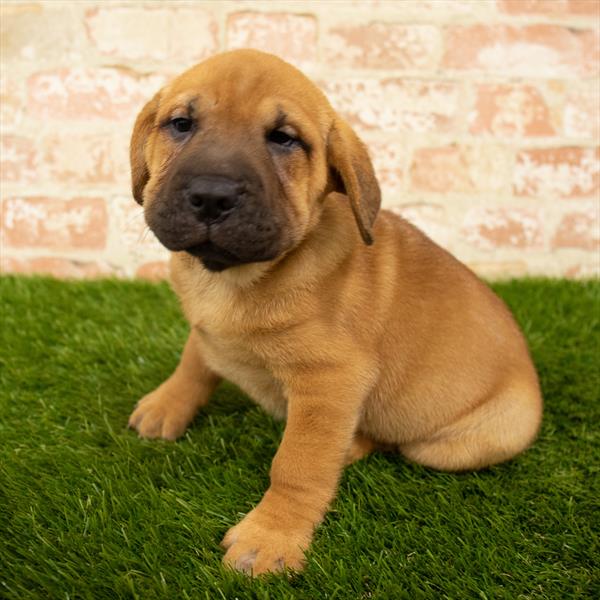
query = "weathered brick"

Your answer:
(110, 197), (166, 256)
(324, 23), (440, 70)
(565, 262), (600, 278)
(2, 197), (108, 250)
(369, 1), (497, 18)
(462, 207), (543, 250)
(322, 79), (461, 133)
(368, 140), (407, 200)
(27, 68), (166, 121)
(85, 6), (218, 61)
(0, 256), (112, 278)
(466, 261), (528, 279)
(499, 0), (600, 15)
(136, 261), (170, 281)
(170, 8), (220, 61)
(469, 84), (556, 137)
(2, 1), (598, 281)
(41, 134), (116, 185)
(86, 6), (169, 60)
(499, 0), (569, 14)
(391, 203), (451, 248)
(569, 0), (600, 14)
(0, 1), (83, 63)
(0, 135), (37, 182)
(226, 12), (317, 67)
(410, 145), (511, 194)
(443, 25), (599, 77)
(0, 75), (24, 131)
(552, 207), (599, 250)
(563, 84), (600, 139)
(514, 147), (599, 198)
